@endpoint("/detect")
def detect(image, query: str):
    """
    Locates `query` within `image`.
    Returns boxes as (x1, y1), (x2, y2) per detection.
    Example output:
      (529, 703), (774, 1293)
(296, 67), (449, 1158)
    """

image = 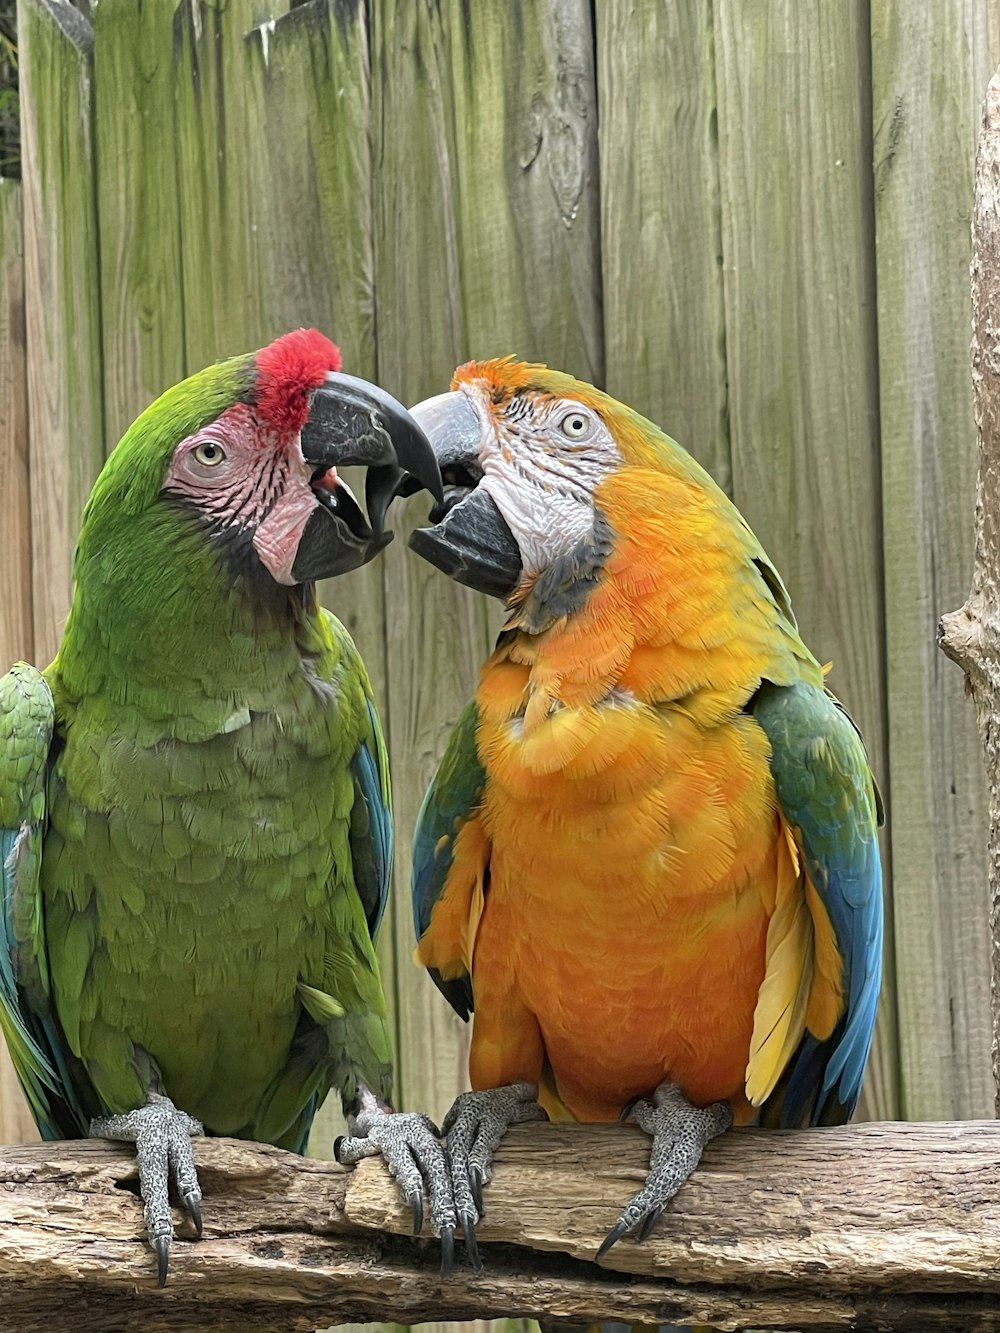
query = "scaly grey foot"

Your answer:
(443, 1081), (548, 1266)
(90, 1091), (204, 1286)
(596, 1080), (732, 1259)
(334, 1084), (459, 1271)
